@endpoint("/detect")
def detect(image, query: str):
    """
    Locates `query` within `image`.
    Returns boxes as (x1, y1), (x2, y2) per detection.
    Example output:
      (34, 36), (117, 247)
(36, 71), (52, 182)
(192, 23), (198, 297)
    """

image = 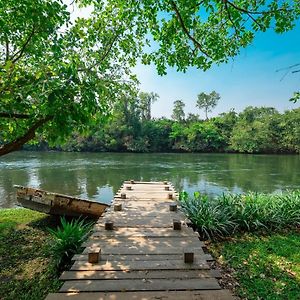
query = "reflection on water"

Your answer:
(0, 151), (299, 208)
